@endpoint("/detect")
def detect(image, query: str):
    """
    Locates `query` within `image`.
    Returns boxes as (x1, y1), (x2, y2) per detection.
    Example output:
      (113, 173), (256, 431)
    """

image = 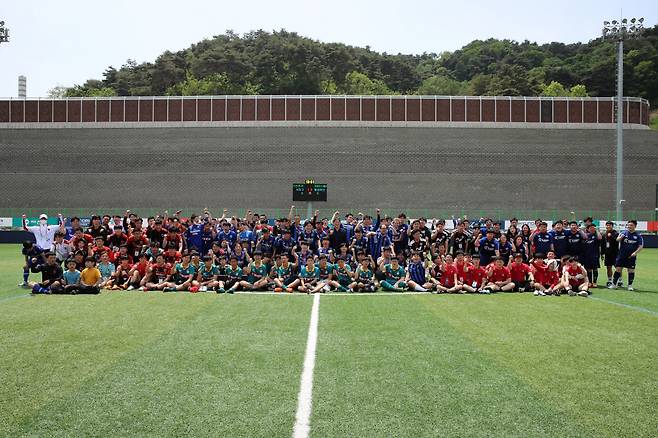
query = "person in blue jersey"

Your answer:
(298, 256), (322, 294)
(368, 223), (393, 262)
(273, 229), (295, 259)
(184, 215), (204, 253)
(217, 221), (237, 250)
(317, 238), (334, 261)
(352, 257), (377, 292)
(296, 241), (316, 268)
(497, 234), (513, 265)
(237, 221), (256, 255)
(475, 229), (500, 267)
(241, 251), (270, 291)
(349, 227), (368, 258)
(531, 222), (553, 257)
(255, 227), (276, 268)
(582, 223), (602, 288)
(380, 257), (408, 292)
(405, 252), (431, 292)
(610, 220), (644, 291)
(199, 221), (216, 257)
(231, 241), (251, 269)
(548, 221), (569, 258)
(566, 221), (587, 261)
(298, 221), (320, 252)
(390, 217), (408, 260)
